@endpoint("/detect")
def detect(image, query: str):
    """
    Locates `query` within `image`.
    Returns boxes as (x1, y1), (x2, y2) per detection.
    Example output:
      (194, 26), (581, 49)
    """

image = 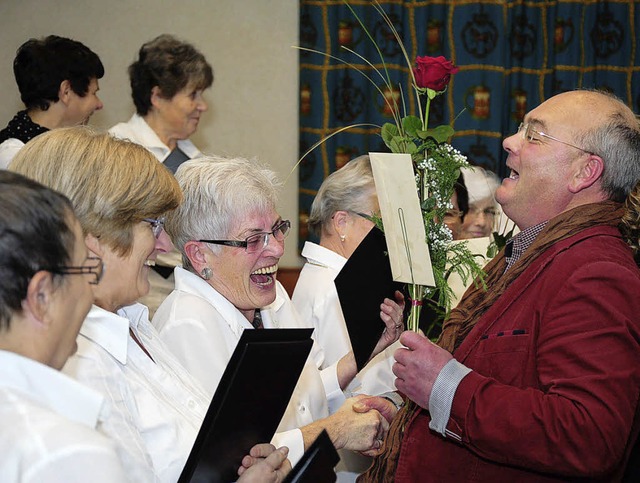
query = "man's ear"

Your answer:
(184, 241), (209, 273)
(58, 79), (72, 105)
(23, 270), (55, 326)
(569, 154), (604, 193)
